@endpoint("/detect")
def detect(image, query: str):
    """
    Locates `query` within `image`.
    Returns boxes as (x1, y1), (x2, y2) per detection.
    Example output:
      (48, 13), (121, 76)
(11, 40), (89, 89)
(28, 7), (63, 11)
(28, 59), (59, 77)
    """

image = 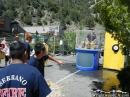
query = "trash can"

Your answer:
(76, 48), (100, 71)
